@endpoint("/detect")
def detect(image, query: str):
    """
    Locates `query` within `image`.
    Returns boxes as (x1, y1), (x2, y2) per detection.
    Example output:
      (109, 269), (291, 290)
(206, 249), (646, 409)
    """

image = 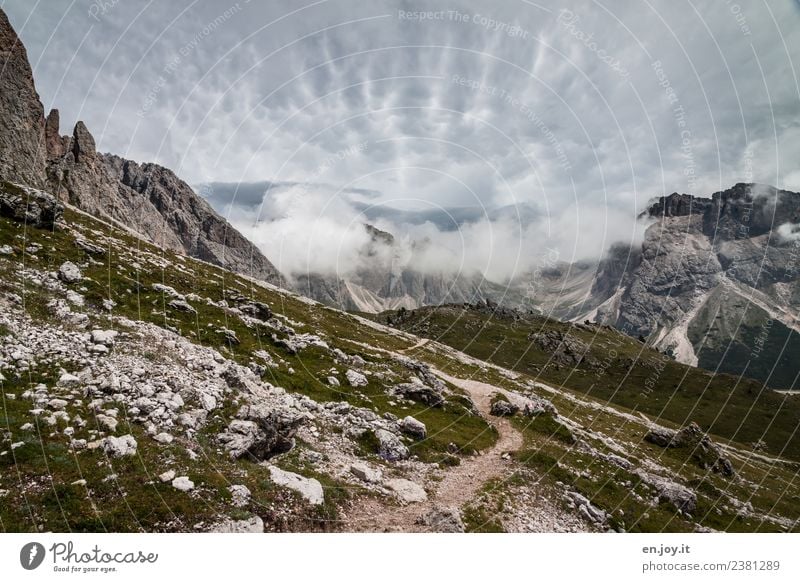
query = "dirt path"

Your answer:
(399, 337), (430, 353)
(346, 371), (523, 532)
